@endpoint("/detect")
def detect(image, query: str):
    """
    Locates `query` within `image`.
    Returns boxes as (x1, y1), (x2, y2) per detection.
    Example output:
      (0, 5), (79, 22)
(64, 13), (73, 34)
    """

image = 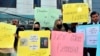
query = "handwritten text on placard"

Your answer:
(51, 31), (83, 56)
